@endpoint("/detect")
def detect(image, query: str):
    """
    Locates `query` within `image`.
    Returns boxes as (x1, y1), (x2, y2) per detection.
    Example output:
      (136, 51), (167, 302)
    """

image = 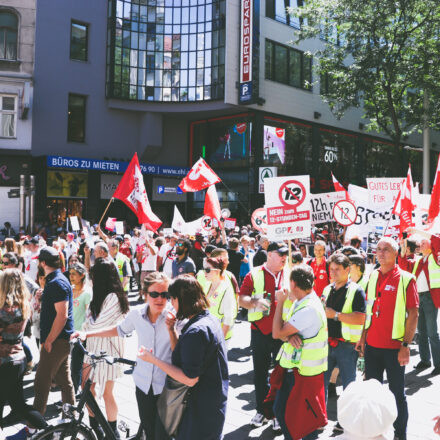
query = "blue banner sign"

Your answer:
(47, 156), (189, 177)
